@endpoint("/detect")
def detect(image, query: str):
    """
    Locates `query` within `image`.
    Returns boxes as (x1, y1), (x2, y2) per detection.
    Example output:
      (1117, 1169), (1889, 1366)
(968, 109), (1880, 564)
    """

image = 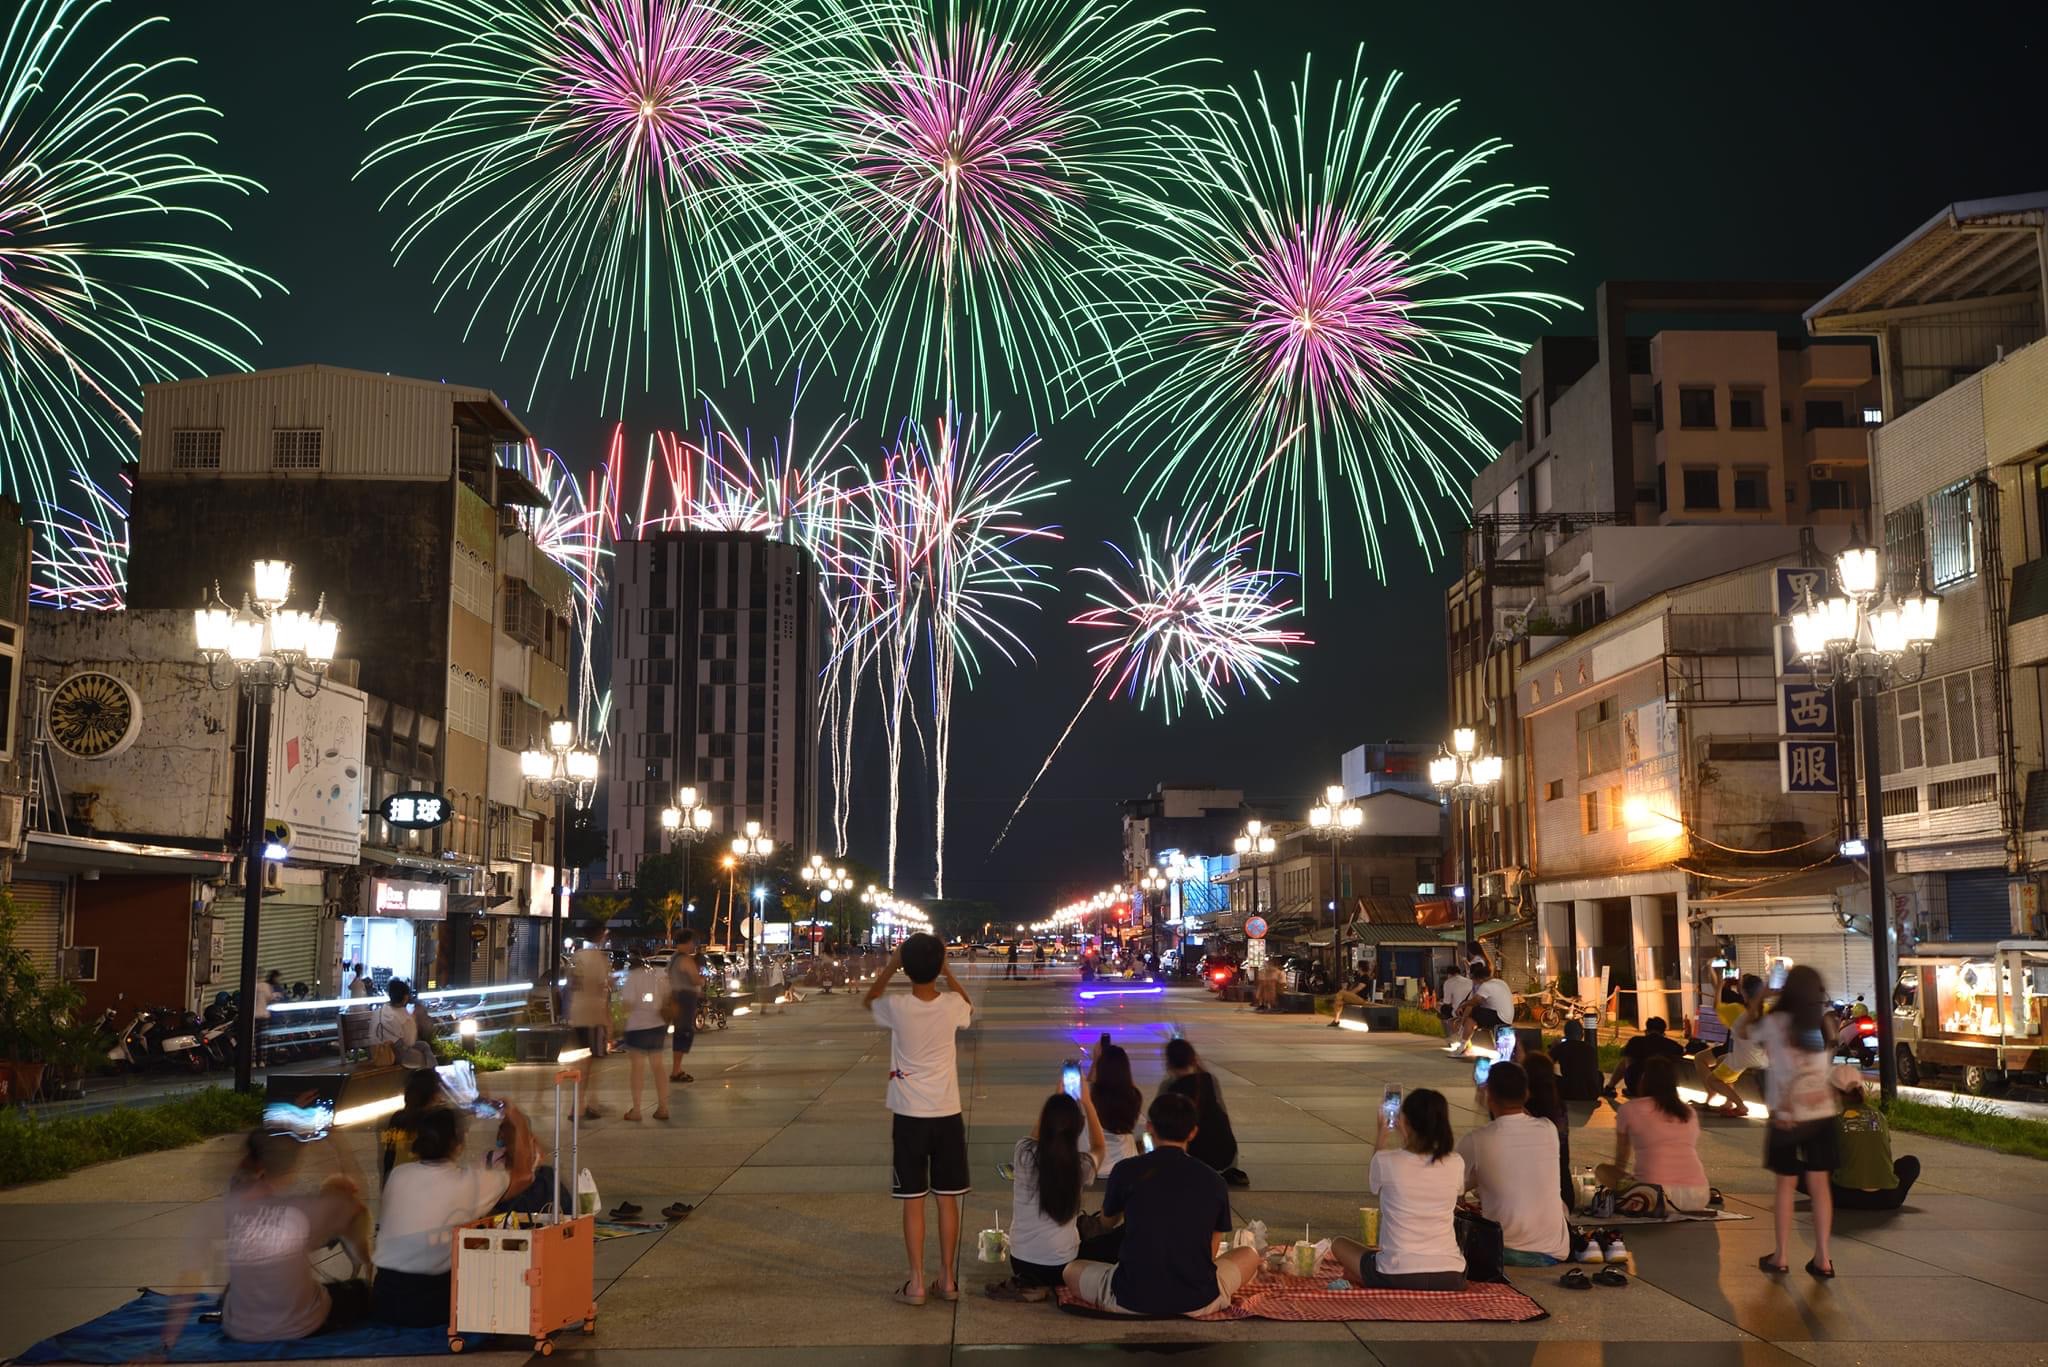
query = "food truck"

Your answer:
(1895, 940), (2048, 1092)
